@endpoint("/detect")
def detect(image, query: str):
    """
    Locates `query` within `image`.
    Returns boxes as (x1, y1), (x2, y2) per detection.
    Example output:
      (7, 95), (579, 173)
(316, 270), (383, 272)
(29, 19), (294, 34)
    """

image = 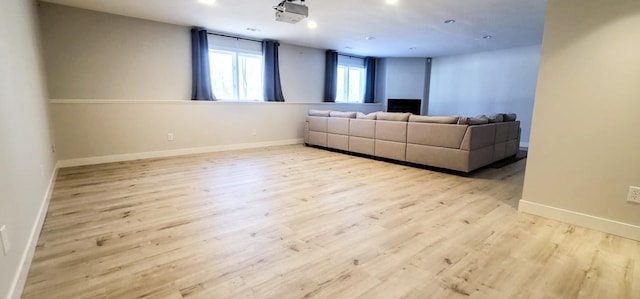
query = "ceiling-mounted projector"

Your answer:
(275, 0), (308, 24)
